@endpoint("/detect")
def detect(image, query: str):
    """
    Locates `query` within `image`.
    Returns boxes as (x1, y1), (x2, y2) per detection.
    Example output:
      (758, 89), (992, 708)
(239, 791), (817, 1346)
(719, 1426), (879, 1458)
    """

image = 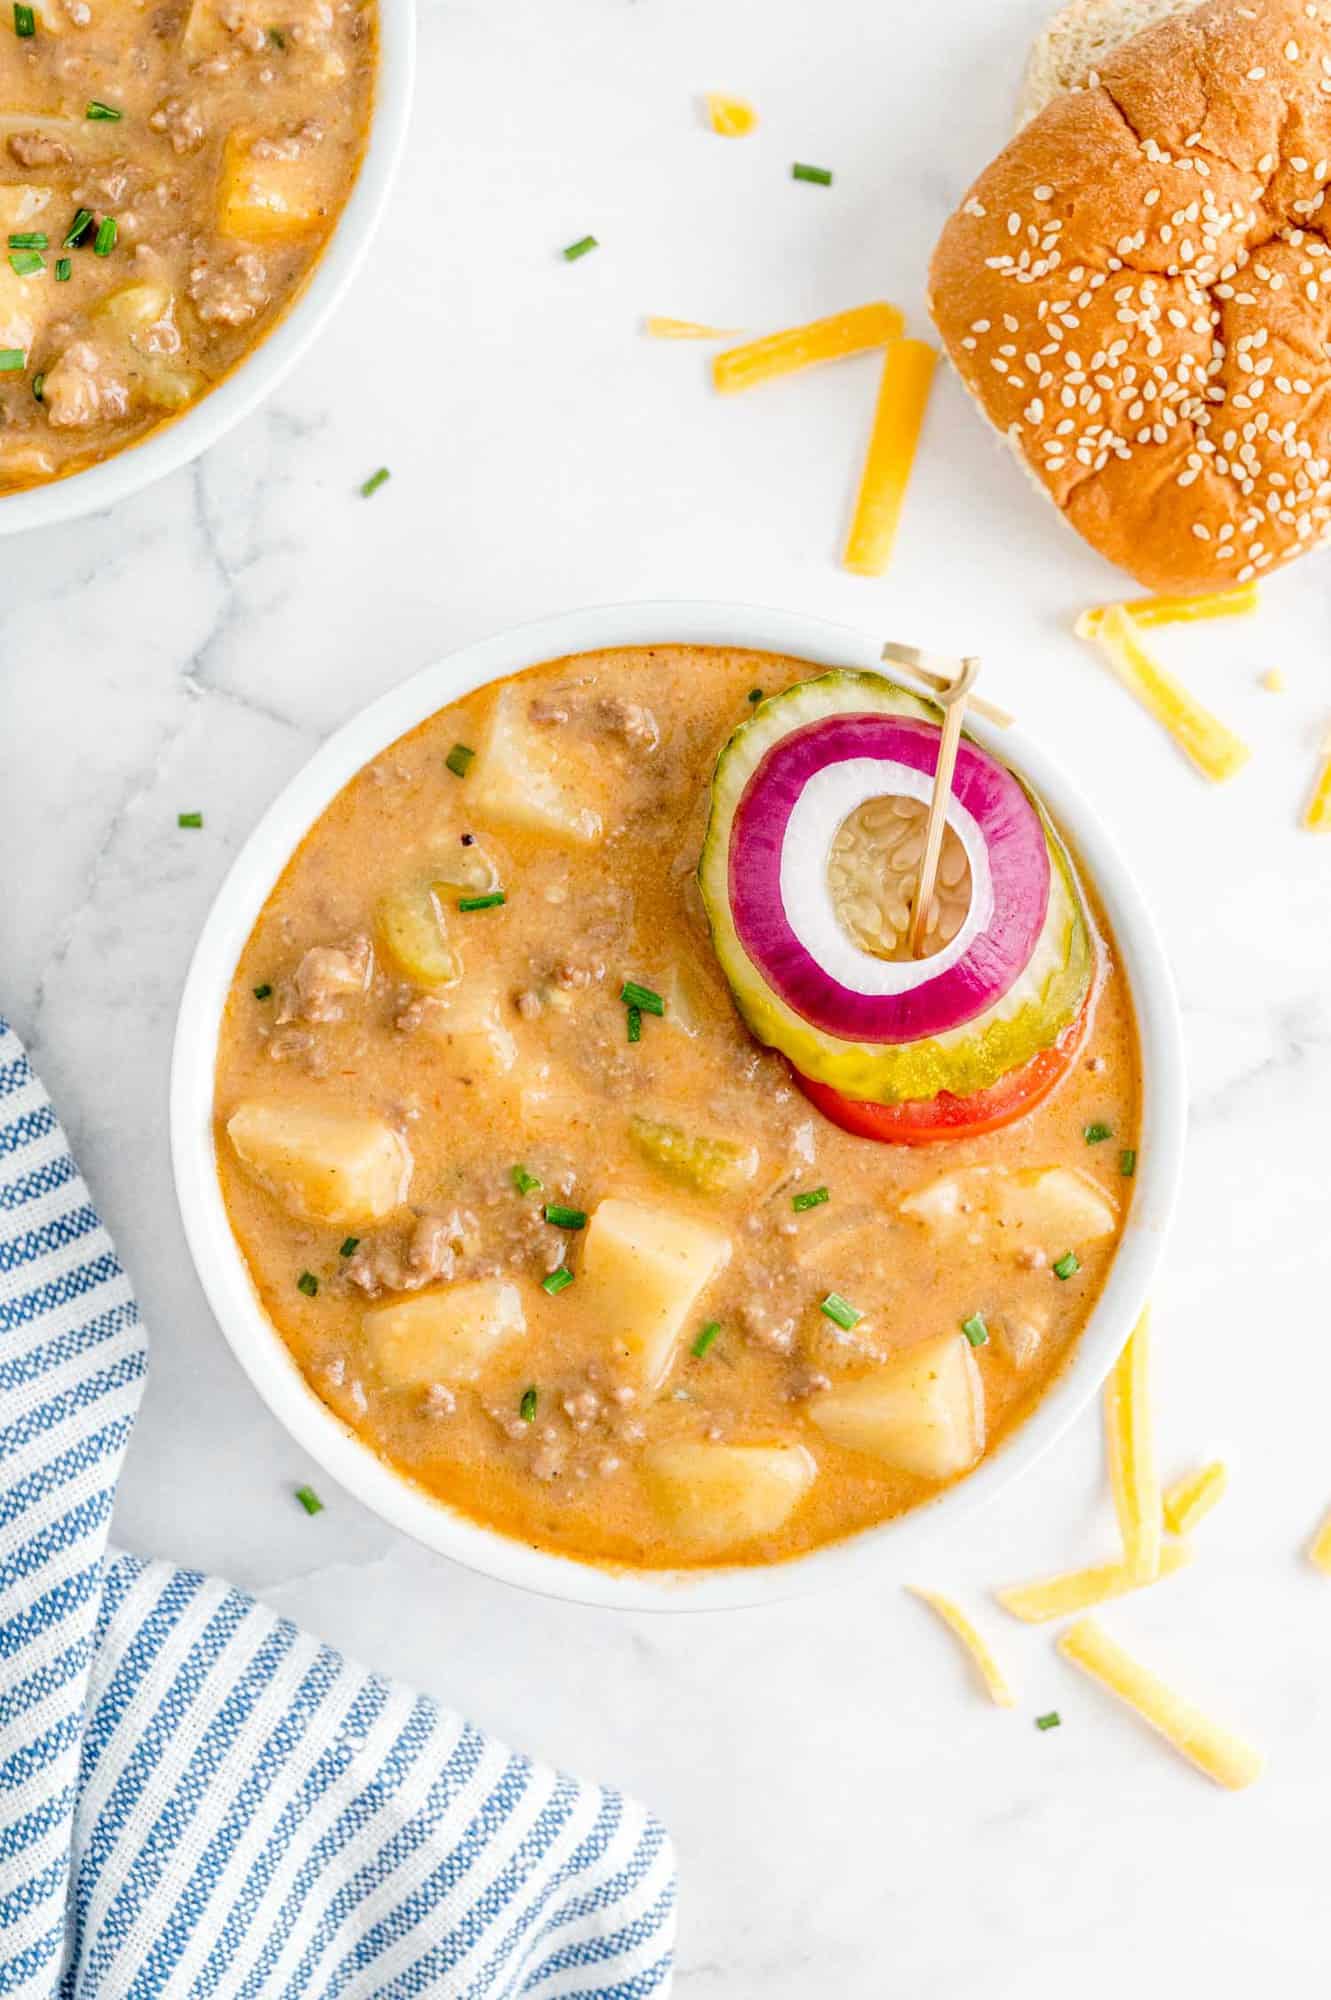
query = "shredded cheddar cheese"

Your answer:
(1086, 606), (1252, 783)
(1302, 727), (1331, 831)
(1105, 1307), (1161, 1585)
(1075, 583), (1259, 639)
(704, 92), (758, 137)
(996, 1538), (1191, 1624)
(712, 303), (904, 395)
(1307, 1508), (1331, 1573)
(842, 336), (937, 578)
(1057, 1618), (1264, 1790)
(642, 317), (738, 341)
(1162, 1461), (1228, 1537)
(909, 1589), (1015, 1707)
